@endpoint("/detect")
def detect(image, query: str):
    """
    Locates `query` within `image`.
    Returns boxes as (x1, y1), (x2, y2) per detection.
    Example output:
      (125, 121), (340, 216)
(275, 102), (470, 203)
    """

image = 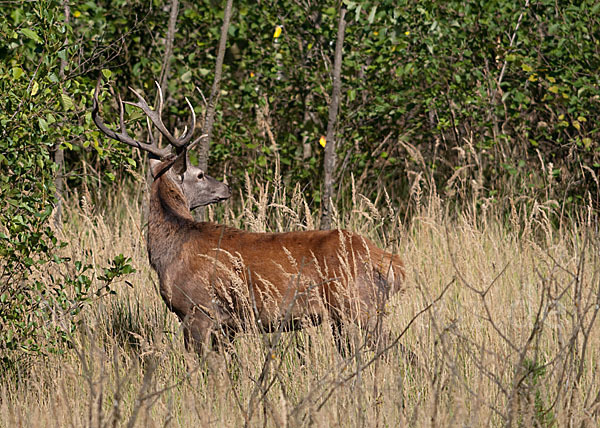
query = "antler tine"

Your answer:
(146, 116), (156, 144)
(156, 80), (164, 117)
(191, 133), (209, 147)
(124, 83), (195, 149)
(92, 77), (171, 159)
(125, 87), (175, 142)
(182, 96), (196, 144)
(155, 82), (196, 147)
